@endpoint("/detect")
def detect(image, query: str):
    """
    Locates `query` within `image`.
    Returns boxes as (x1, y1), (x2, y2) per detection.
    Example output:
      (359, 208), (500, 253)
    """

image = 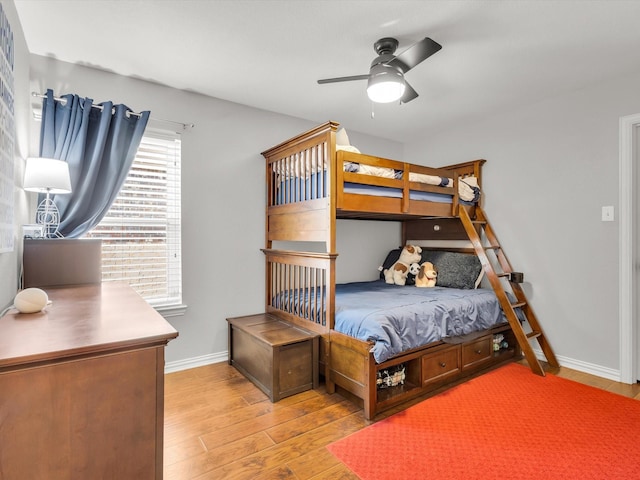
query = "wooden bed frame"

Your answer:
(260, 121), (520, 419)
